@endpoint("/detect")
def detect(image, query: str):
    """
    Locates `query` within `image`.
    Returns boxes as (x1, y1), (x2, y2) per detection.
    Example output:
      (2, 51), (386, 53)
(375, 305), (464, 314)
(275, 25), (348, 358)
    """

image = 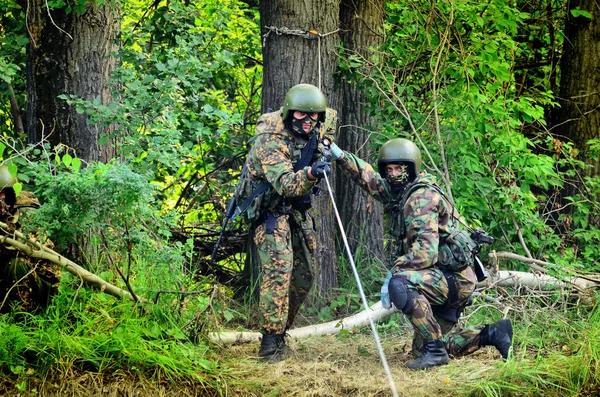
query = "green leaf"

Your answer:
(7, 163), (17, 177)
(13, 182), (22, 196)
(571, 8), (592, 19)
(63, 153), (73, 167)
(72, 158), (82, 172)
